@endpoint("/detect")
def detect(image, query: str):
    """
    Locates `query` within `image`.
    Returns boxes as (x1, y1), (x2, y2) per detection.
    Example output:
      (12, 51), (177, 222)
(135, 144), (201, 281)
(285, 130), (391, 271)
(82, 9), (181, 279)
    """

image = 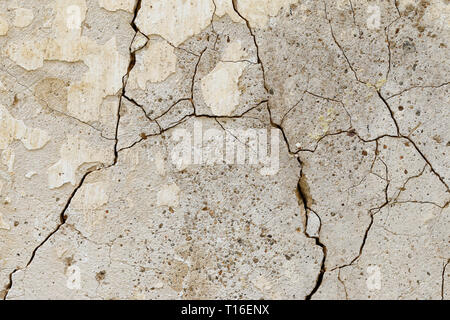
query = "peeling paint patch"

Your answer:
(47, 136), (111, 189)
(34, 78), (69, 114)
(237, 0), (300, 28)
(67, 38), (128, 122)
(214, 0), (244, 22)
(136, 0), (215, 46)
(0, 105), (50, 150)
(1, 148), (15, 173)
(98, 0), (135, 12)
(201, 41), (248, 116)
(0, 16), (9, 35)
(73, 182), (109, 210)
(13, 8), (34, 28)
(5, 0), (127, 130)
(5, 1), (89, 69)
(129, 40), (177, 90)
(5, 39), (46, 71)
